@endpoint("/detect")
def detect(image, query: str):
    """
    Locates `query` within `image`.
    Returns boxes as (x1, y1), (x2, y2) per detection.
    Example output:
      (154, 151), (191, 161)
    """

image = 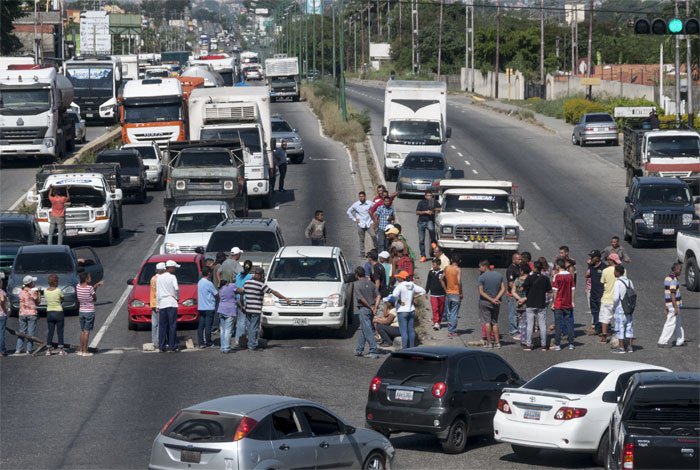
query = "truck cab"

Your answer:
(64, 56), (122, 122)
